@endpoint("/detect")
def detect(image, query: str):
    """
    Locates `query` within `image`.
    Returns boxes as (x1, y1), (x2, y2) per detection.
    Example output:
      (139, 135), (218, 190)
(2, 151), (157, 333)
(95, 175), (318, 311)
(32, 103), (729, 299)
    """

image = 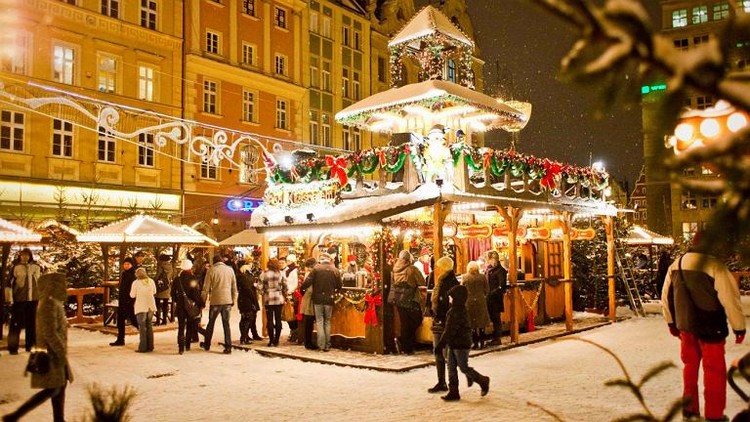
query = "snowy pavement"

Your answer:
(1, 302), (750, 421)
